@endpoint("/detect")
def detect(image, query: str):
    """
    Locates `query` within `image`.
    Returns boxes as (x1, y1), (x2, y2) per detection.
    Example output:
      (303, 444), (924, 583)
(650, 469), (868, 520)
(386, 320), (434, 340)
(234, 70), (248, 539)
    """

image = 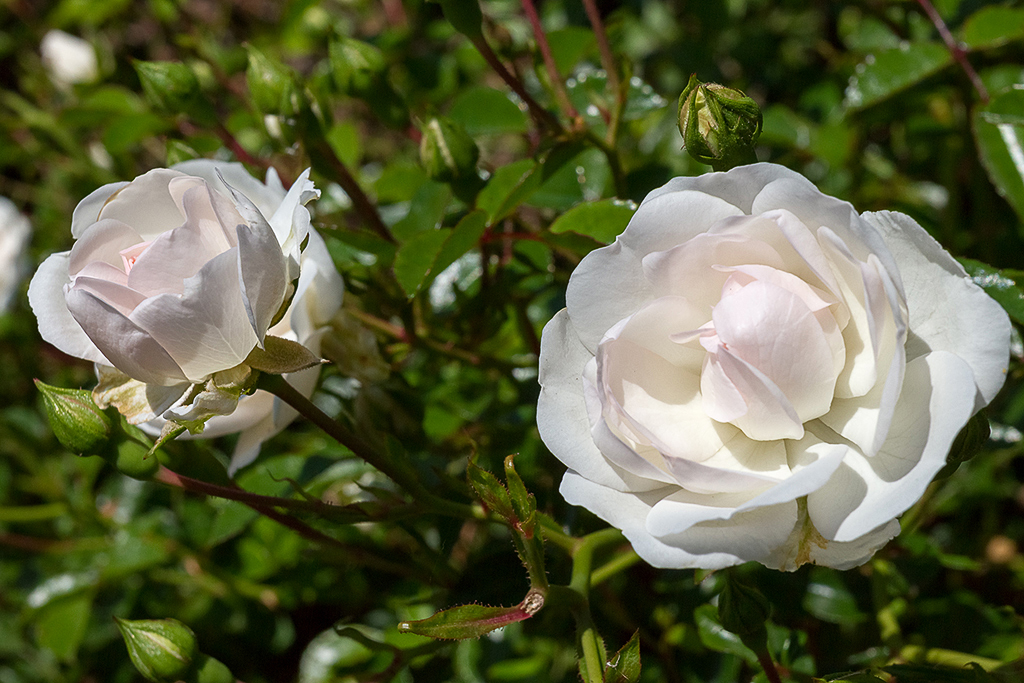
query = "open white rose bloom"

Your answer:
(29, 160), (344, 473)
(538, 163), (1011, 571)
